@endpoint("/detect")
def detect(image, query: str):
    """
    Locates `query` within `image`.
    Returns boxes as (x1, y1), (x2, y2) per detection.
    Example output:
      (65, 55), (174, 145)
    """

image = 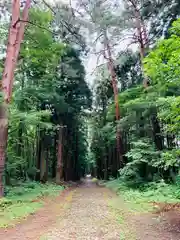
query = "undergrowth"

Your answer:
(0, 181), (64, 228)
(106, 179), (180, 213)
